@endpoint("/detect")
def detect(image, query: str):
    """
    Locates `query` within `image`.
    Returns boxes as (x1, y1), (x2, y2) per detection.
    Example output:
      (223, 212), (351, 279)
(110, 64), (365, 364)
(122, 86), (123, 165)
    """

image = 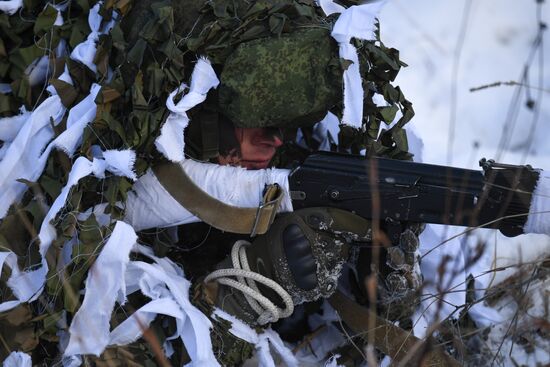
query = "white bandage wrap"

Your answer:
(125, 159), (293, 231)
(524, 172), (550, 235)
